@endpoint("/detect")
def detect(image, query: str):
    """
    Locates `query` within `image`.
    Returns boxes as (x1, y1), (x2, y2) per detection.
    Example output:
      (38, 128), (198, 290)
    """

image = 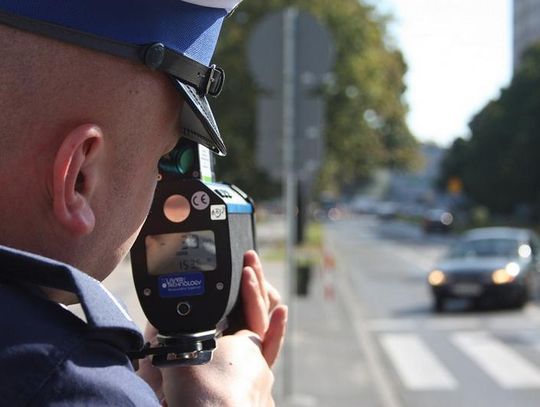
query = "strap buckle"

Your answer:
(204, 64), (225, 97)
